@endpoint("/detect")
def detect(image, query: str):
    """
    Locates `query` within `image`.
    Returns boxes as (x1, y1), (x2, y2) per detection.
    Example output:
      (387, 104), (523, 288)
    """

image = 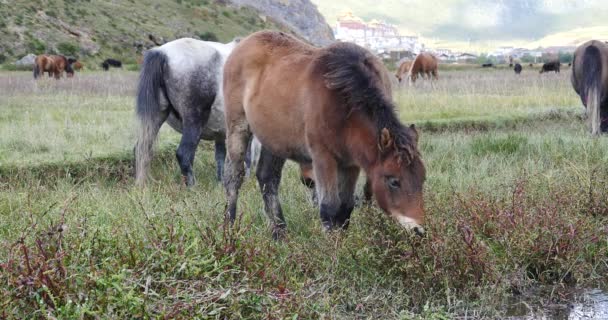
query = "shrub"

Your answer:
(198, 31), (218, 42)
(57, 42), (79, 56)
